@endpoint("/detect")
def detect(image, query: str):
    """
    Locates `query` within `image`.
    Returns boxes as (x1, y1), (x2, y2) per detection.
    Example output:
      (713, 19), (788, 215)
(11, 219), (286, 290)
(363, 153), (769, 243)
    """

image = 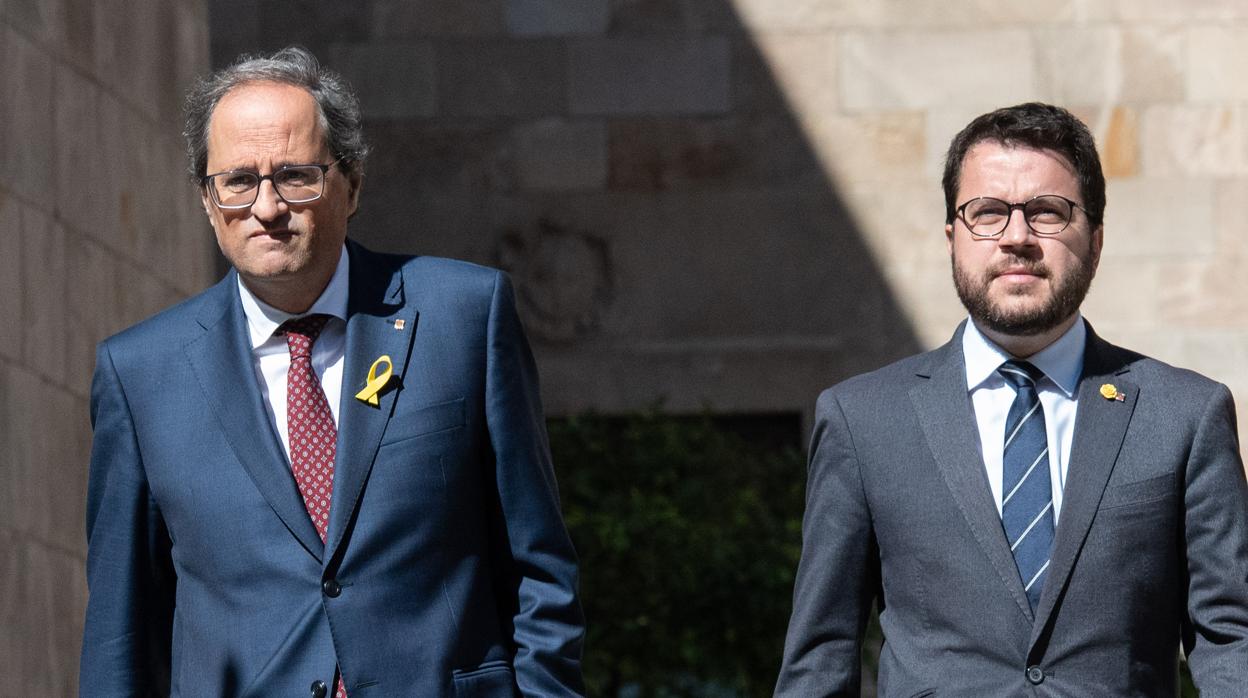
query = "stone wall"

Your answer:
(210, 0), (924, 432)
(210, 2), (1248, 448)
(4, 0), (1246, 691)
(744, 2), (1248, 446)
(782, 1), (1248, 436)
(0, 0), (211, 693)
